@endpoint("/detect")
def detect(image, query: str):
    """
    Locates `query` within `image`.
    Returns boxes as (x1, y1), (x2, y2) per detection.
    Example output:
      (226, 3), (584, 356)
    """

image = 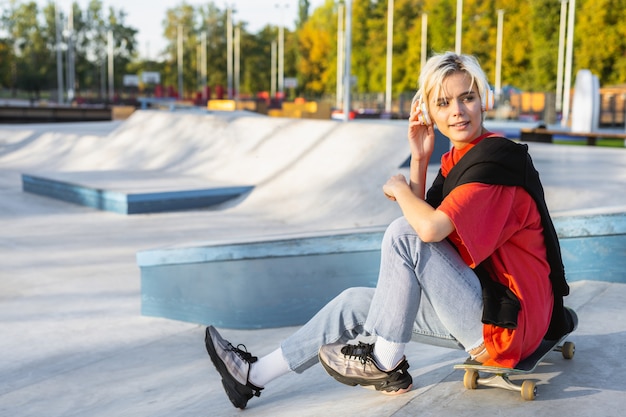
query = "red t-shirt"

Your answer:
(436, 135), (553, 368)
